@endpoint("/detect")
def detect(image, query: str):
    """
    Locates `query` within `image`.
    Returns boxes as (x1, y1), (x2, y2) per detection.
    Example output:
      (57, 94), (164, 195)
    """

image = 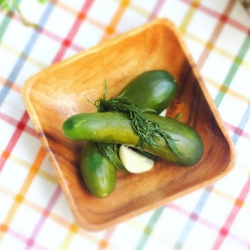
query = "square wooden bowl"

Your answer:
(22, 19), (236, 231)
